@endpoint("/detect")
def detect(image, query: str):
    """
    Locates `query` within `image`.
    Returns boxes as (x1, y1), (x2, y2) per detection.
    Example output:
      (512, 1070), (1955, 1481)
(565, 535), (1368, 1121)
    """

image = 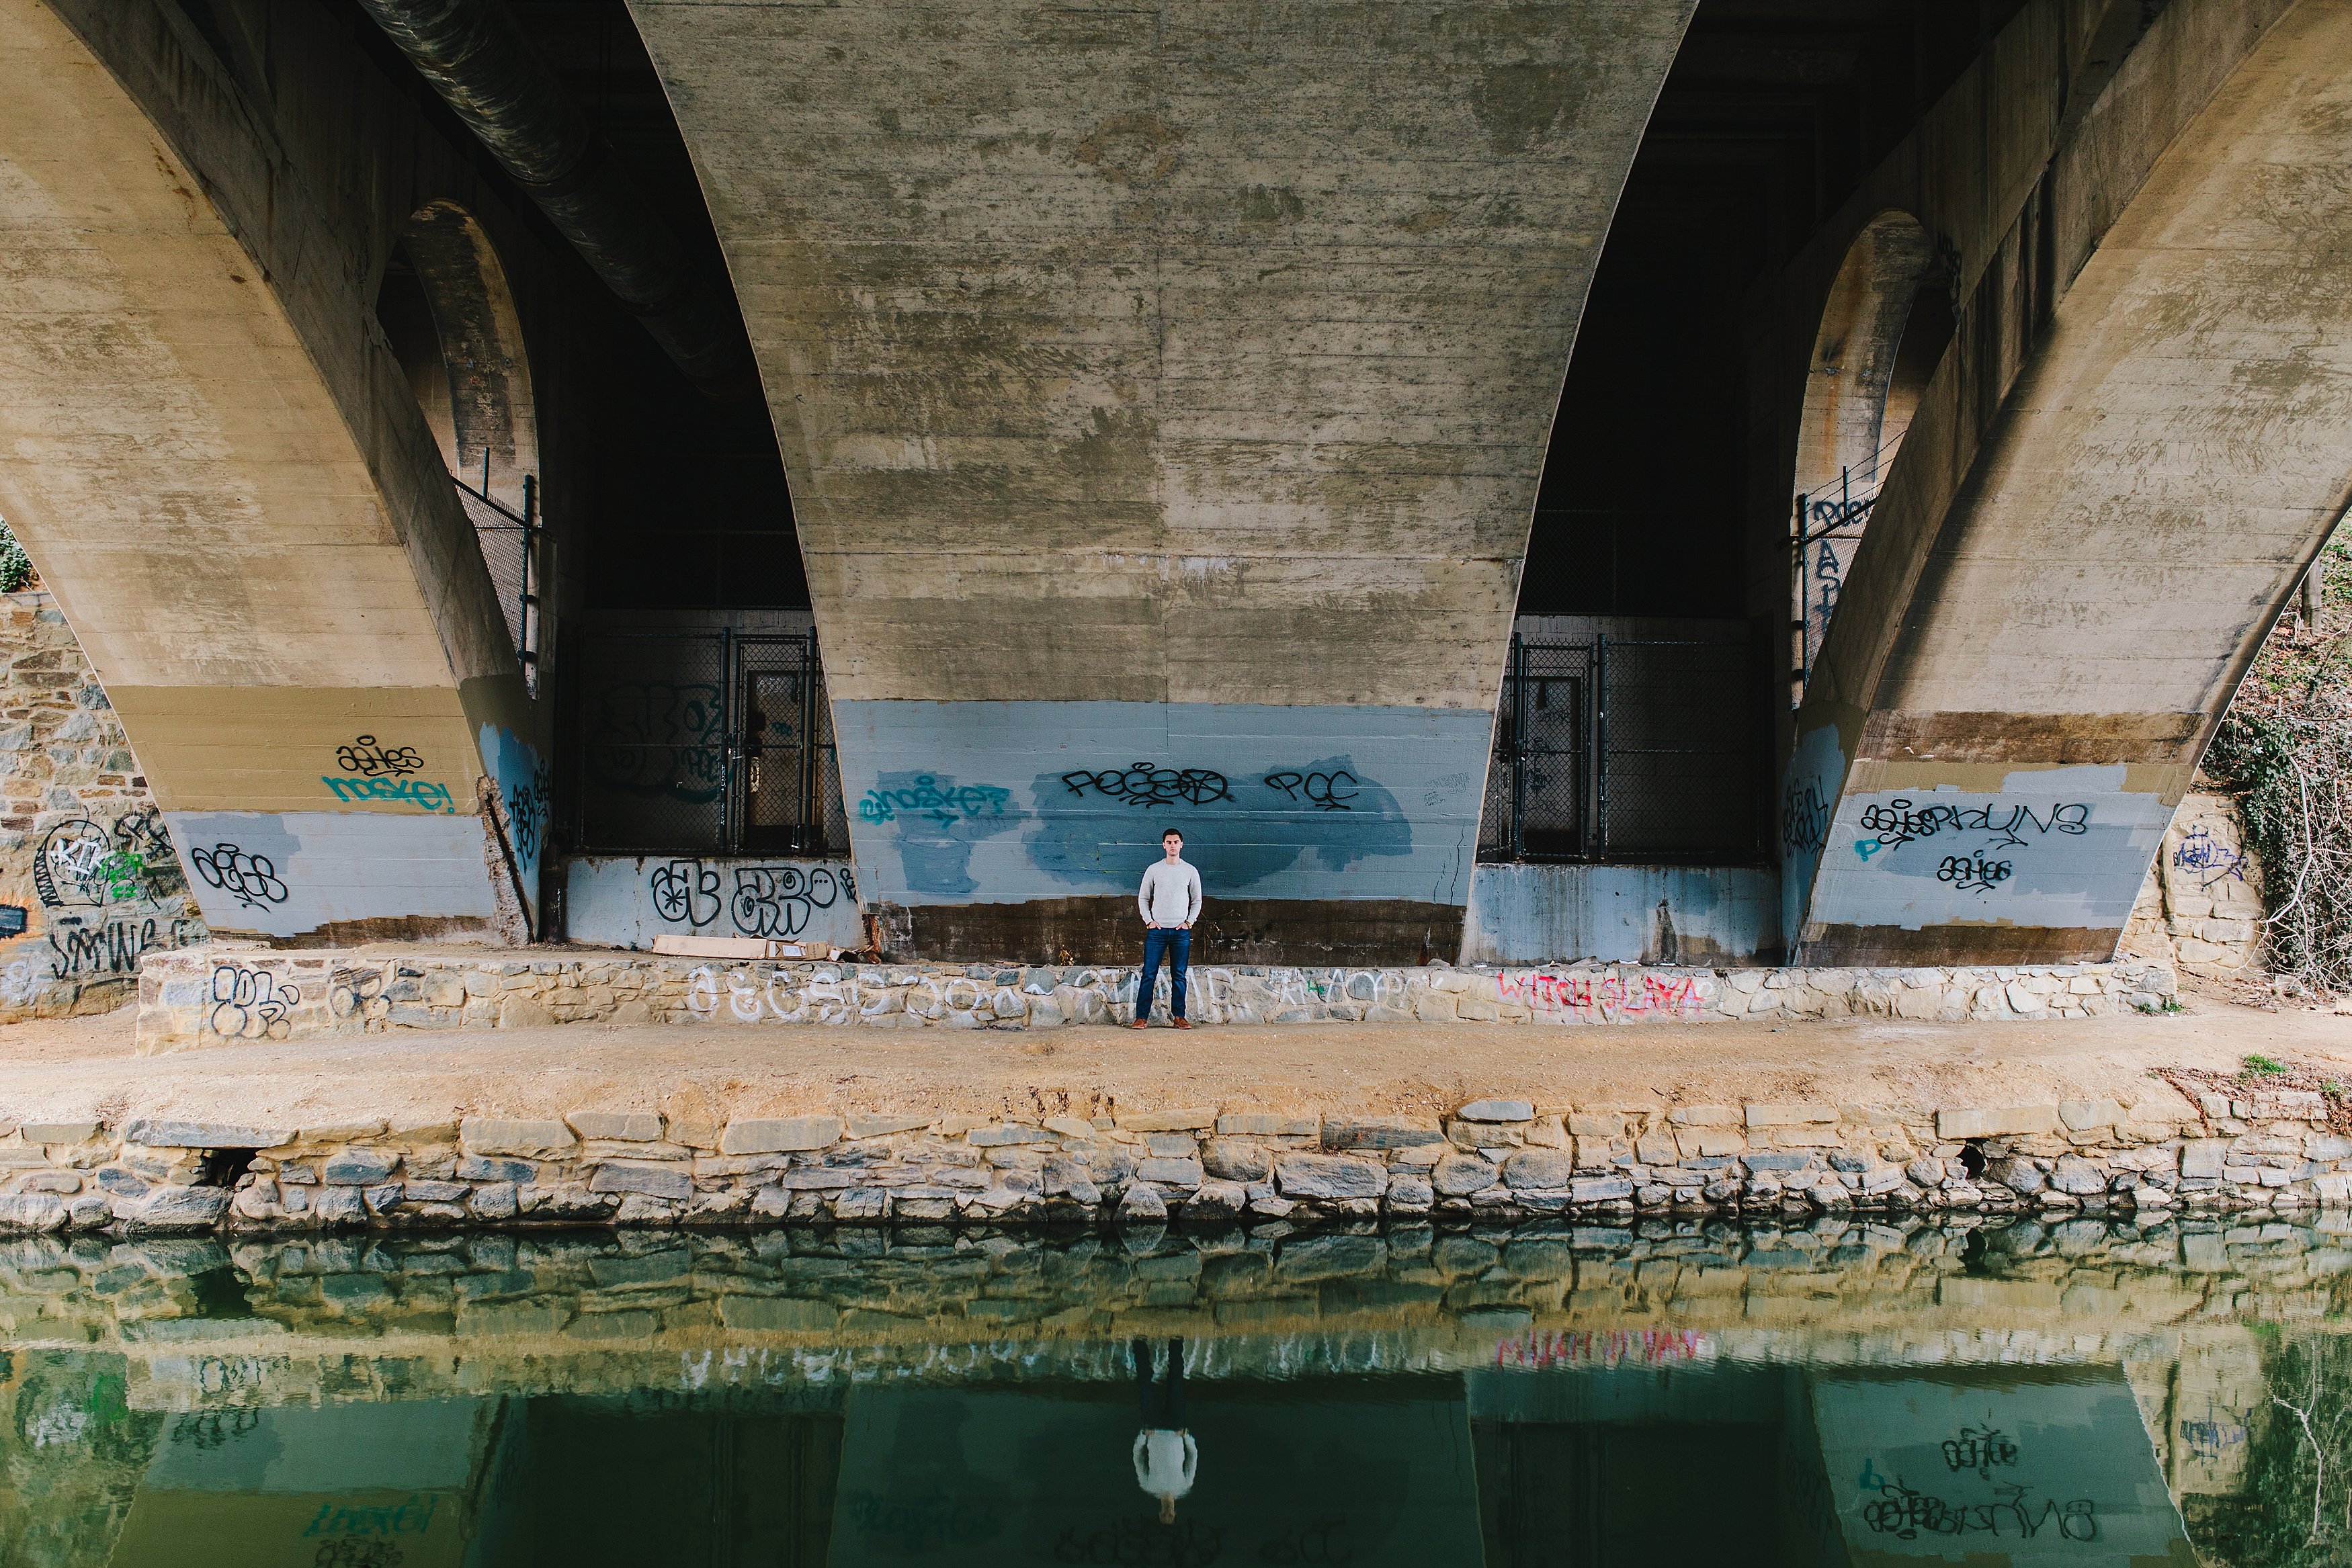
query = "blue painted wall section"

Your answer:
(1778, 724), (1843, 943)
(1460, 863), (1779, 965)
(163, 810), (497, 938)
(835, 701), (1488, 908)
(1804, 765), (2173, 934)
(478, 724), (549, 928)
(564, 855), (865, 951)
